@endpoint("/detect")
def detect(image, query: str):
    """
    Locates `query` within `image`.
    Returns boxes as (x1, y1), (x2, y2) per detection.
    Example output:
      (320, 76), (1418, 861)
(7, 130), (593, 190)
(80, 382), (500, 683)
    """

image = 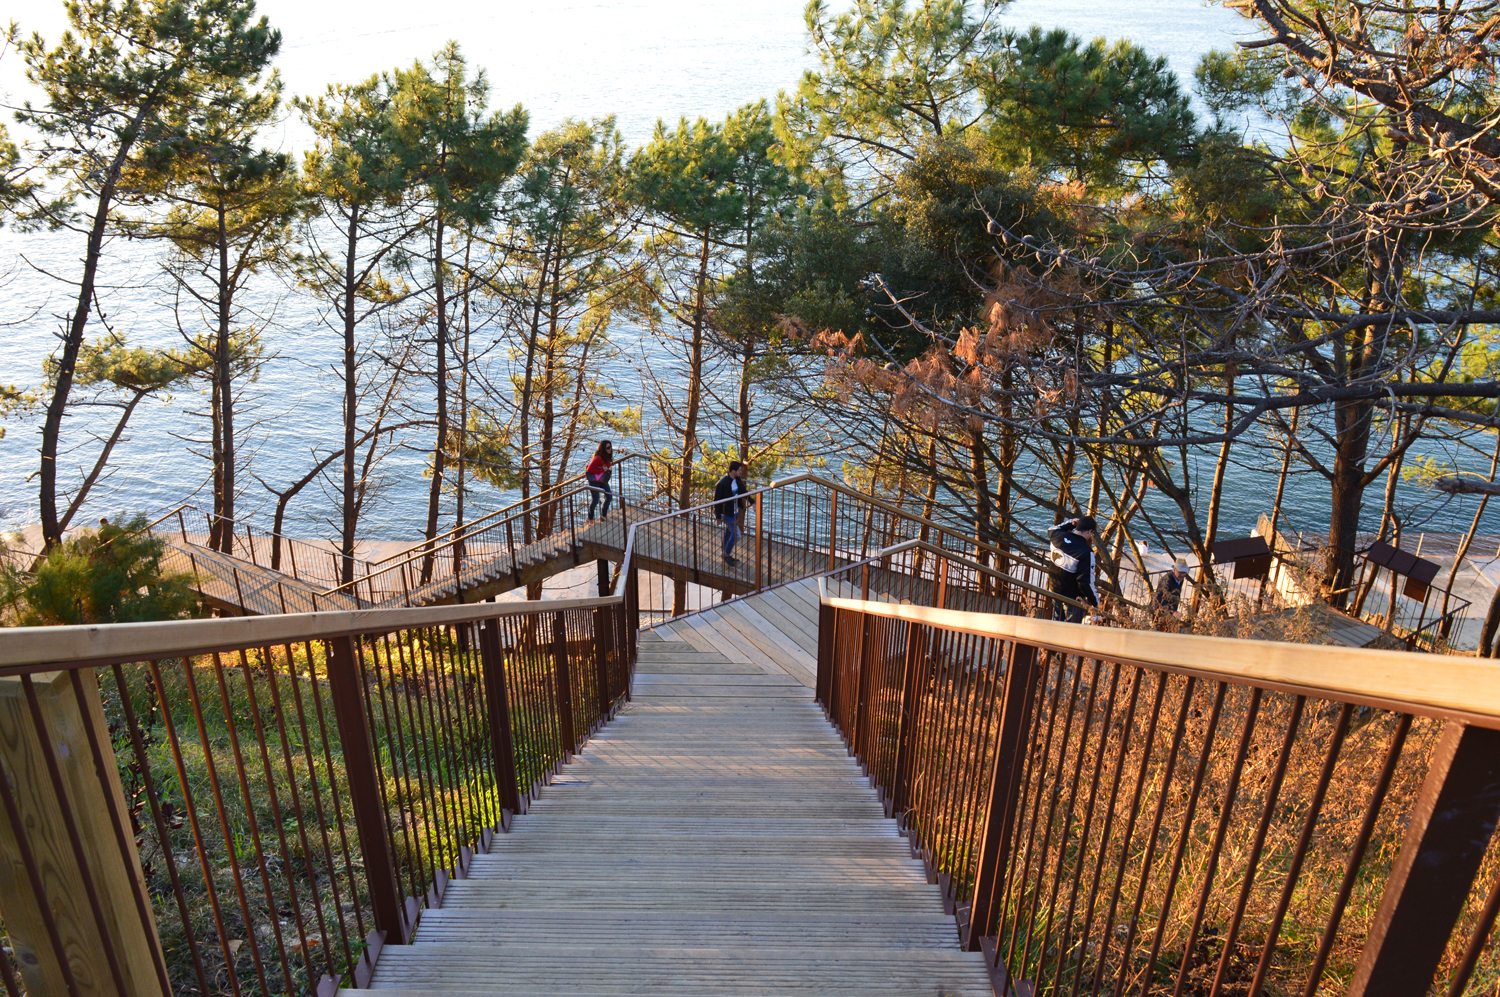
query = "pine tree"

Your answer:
(502, 117), (637, 546)
(140, 67), (298, 553)
(19, 0), (280, 550)
(387, 42), (527, 581)
(627, 112), (747, 514)
(297, 74), (421, 582)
